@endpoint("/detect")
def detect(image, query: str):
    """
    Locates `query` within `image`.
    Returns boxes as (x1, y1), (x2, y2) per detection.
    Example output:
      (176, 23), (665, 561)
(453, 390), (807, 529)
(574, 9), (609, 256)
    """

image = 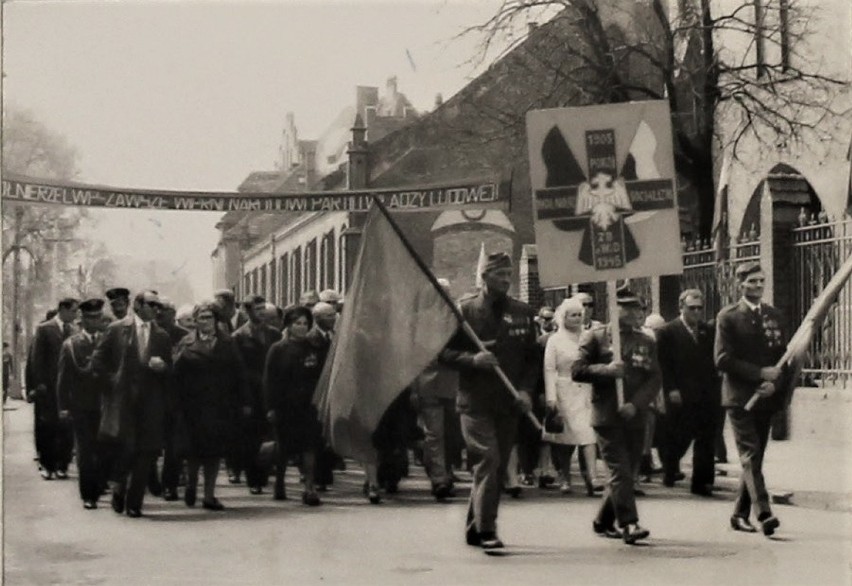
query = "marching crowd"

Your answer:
(18, 252), (793, 552)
